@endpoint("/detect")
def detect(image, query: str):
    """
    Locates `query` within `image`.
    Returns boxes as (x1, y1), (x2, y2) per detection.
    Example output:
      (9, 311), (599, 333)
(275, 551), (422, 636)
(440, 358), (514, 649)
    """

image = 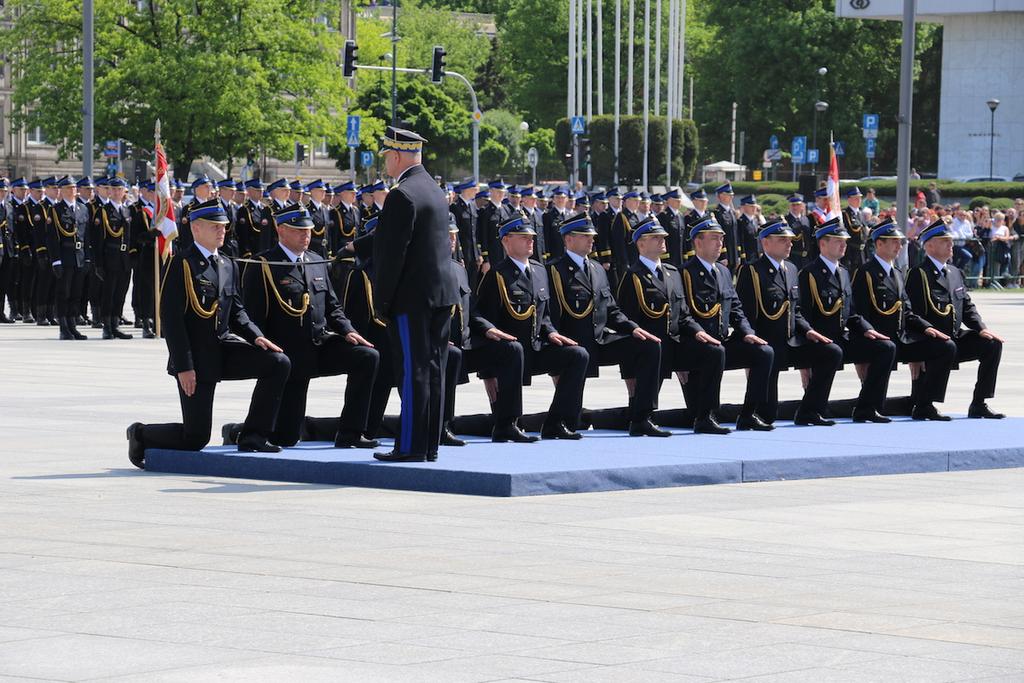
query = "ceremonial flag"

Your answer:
(153, 141), (177, 260)
(826, 132), (842, 221)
